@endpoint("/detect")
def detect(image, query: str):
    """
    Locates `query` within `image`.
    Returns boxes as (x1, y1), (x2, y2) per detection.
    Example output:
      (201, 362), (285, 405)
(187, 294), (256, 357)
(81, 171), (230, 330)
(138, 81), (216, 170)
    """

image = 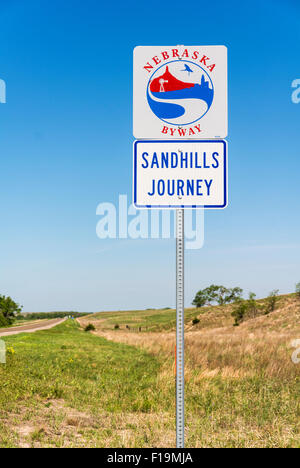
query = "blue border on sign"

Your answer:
(133, 140), (227, 209)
